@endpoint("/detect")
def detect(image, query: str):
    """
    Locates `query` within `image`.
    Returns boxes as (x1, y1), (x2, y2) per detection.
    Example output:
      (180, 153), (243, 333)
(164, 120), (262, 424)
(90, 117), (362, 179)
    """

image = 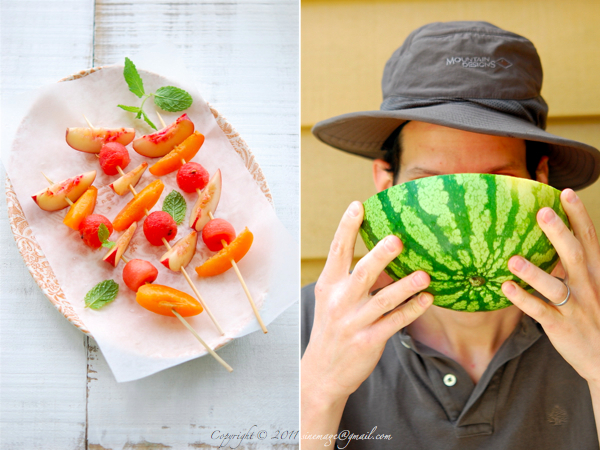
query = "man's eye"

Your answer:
(409, 174), (436, 182)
